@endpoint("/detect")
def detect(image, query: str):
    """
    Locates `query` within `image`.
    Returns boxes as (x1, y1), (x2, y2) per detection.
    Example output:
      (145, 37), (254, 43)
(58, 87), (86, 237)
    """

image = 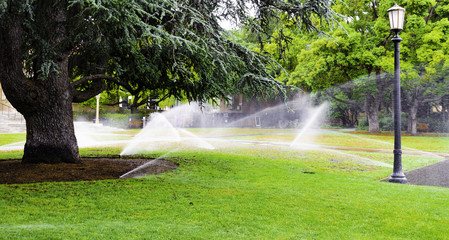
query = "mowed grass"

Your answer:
(220, 129), (449, 153)
(0, 133), (25, 146)
(1, 129), (449, 239)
